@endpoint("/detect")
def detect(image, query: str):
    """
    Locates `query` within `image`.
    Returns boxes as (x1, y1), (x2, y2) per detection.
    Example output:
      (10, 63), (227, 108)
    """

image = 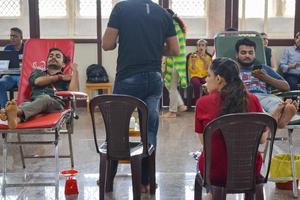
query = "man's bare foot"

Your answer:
(162, 112), (177, 118)
(292, 100), (299, 111)
(0, 108), (7, 121)
(277, 100), (298, 128)
(271, 103), (285, 122)
(5, 100), (18, 129)
(178, 105), (188, 112)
